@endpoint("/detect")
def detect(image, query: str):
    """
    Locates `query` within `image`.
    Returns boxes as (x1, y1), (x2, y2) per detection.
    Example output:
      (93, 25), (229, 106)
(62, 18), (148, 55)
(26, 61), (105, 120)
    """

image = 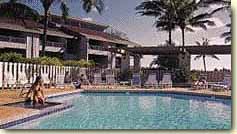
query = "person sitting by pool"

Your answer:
(25, 76), (46, 105)
(194, 77), (207, 89)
